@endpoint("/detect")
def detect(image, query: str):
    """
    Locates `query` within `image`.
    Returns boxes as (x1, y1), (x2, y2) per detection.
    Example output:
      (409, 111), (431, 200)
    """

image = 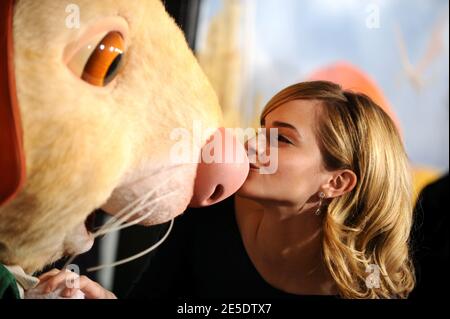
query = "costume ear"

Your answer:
(0, 0), (26, 207)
